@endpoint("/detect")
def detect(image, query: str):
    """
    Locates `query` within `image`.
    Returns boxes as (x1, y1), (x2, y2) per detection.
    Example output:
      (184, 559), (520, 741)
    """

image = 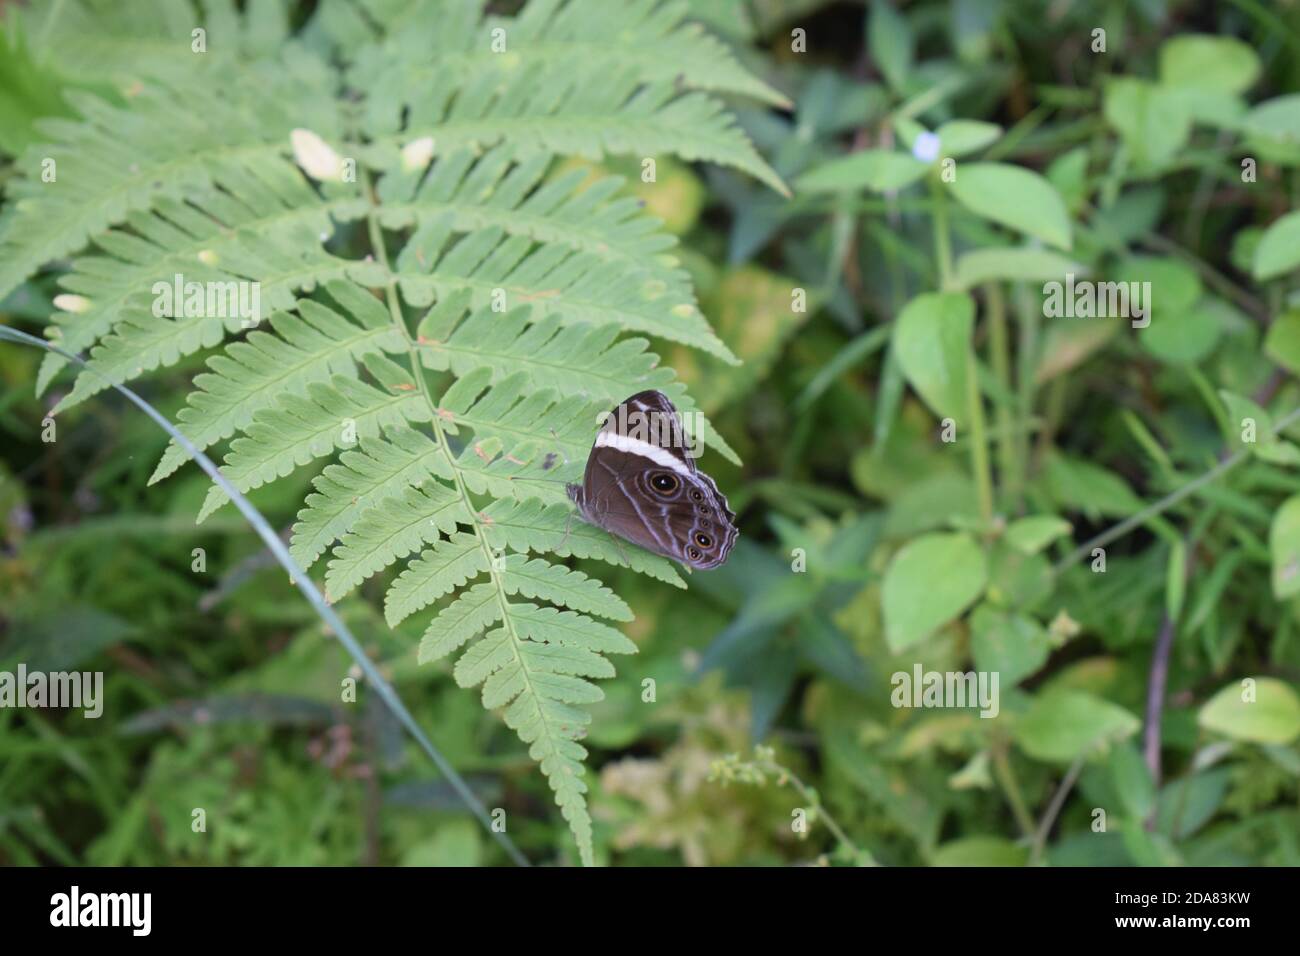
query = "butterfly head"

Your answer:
(565, 481), (585, 511)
